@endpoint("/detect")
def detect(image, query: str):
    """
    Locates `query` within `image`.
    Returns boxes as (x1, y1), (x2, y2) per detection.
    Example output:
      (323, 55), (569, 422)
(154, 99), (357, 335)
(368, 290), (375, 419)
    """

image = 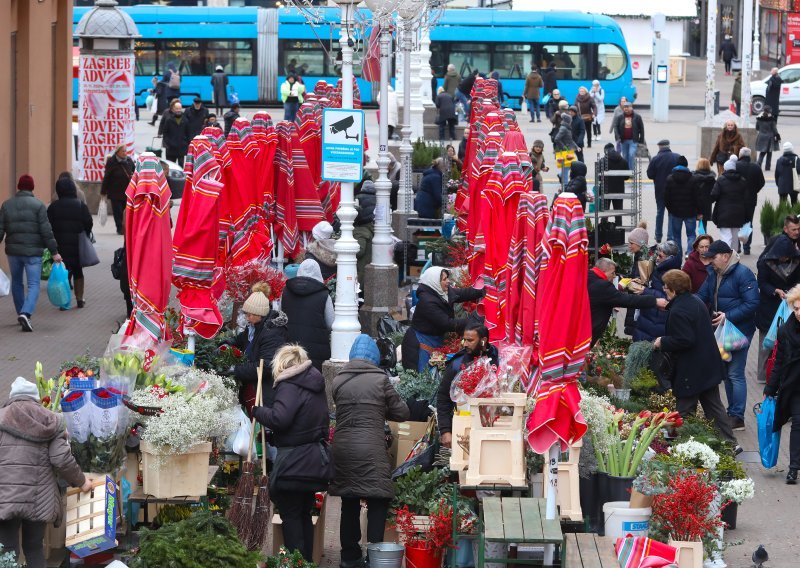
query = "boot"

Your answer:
(787, 469), (797, 484)
(74, 277), (85, 308)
